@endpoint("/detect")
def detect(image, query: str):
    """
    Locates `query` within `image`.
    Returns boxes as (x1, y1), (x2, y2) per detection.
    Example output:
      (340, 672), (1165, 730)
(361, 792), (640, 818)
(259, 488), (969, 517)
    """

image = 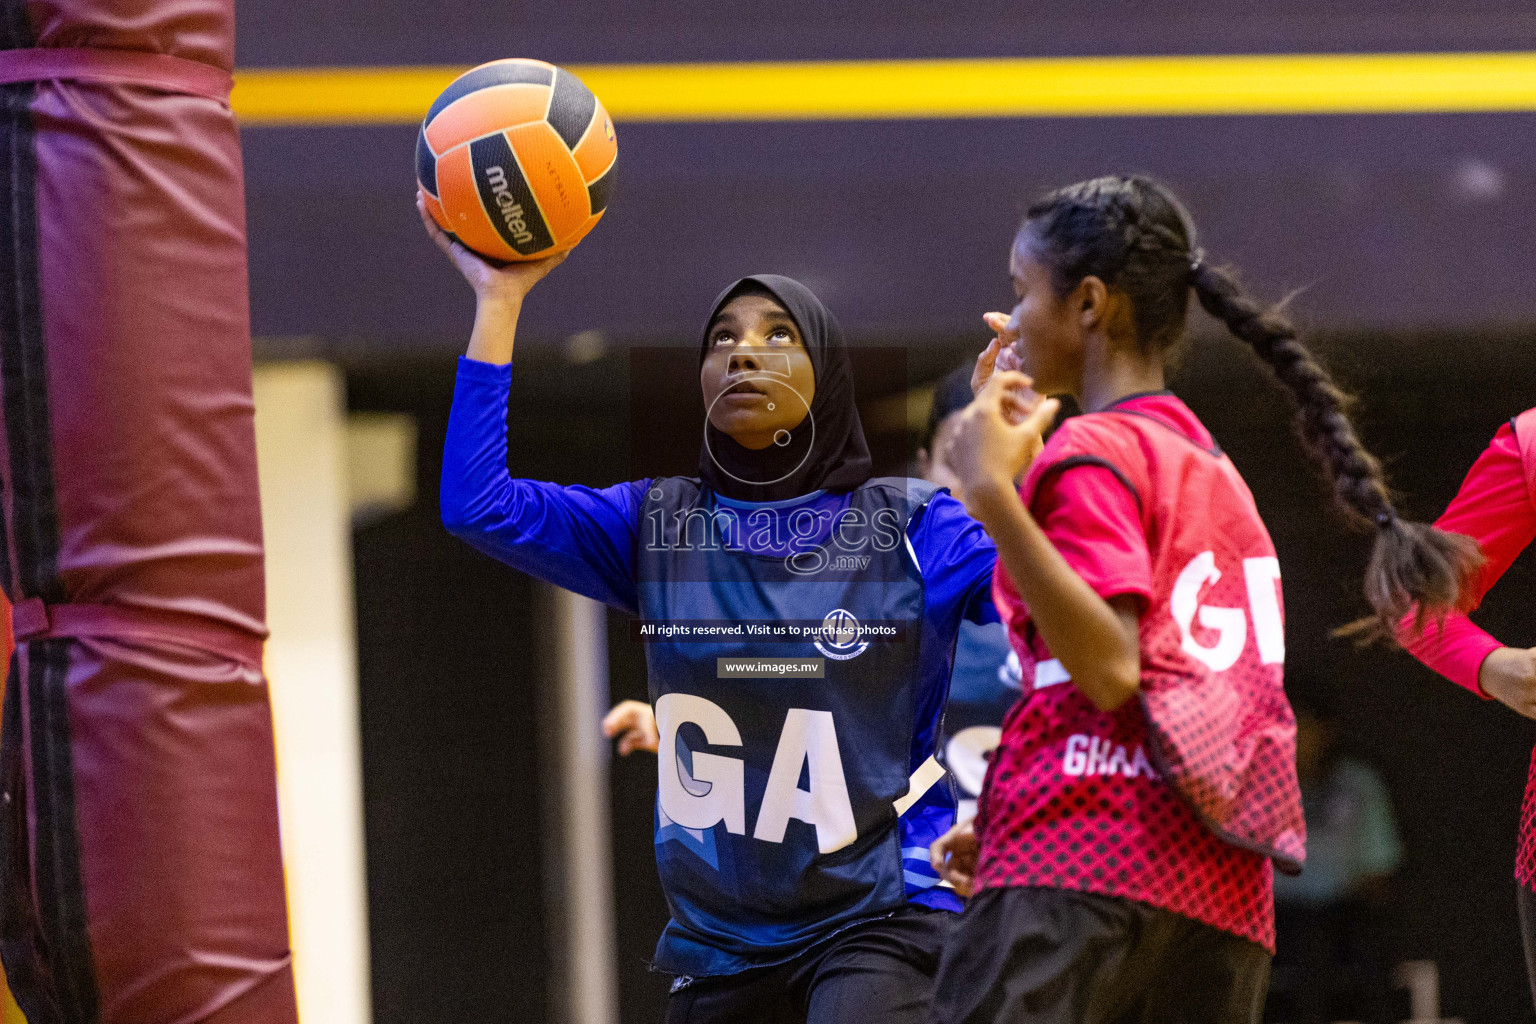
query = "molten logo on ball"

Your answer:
(484, 165), (535, 247)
